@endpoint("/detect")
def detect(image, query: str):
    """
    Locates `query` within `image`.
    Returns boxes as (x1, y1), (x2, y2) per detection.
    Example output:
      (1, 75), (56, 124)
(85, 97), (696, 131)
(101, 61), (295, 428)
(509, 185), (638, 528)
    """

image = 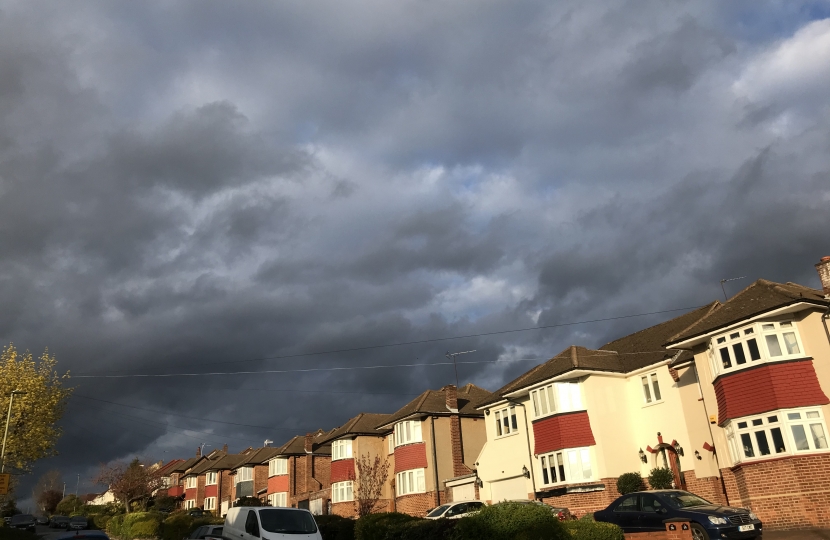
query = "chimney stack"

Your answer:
(196, 446), (201, 457)
(816, 256), (830, 297)
(444, 384), (458, 413)
(223, 444), (228, 453)
(304, 433), (314, 454)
